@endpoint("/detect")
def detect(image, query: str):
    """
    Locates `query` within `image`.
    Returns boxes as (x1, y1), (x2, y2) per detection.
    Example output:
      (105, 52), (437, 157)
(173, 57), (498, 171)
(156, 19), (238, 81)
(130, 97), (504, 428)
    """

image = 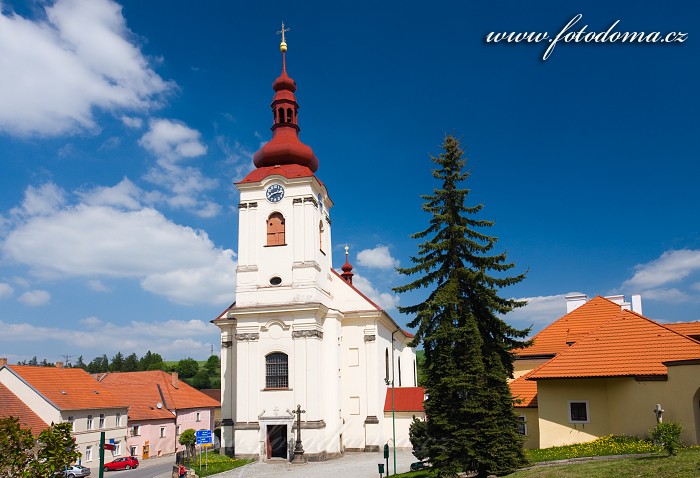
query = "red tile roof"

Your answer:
(99, 371), (219, 421)
(510, 372), (538, 408)
(9, 366), (127, 411)
(0, 382), (49, 435)
(200, 389), (221, 404)
(515, 296), (622, 357)
(384, 387), (425, 412)
(529, 310), (700, 379)
(237, 164), (321, 185)
(665, 321), (700, 337)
